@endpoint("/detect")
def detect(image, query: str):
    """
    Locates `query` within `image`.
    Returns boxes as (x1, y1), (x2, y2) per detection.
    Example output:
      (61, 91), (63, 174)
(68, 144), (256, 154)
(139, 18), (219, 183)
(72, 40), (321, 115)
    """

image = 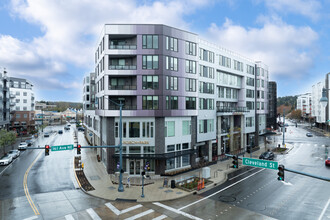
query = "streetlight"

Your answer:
(107, 98), (124, 192)
(320, 88), (328, 108)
